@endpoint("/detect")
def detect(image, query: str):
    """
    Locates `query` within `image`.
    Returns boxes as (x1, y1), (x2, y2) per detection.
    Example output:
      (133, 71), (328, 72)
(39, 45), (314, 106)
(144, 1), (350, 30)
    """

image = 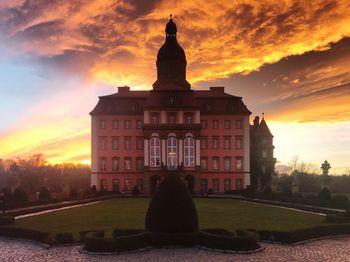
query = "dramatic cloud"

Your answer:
(1, 0), (350, 86)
